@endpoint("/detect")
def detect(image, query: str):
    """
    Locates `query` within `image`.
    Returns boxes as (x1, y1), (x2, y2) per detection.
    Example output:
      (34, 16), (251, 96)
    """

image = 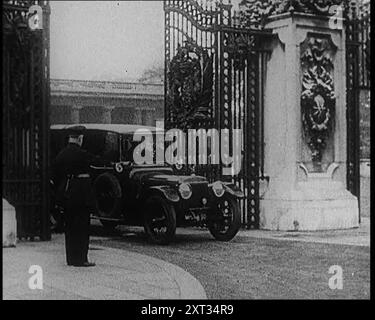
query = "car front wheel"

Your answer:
(208, 196), (241, 241)
(143, 195), (176, 245)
